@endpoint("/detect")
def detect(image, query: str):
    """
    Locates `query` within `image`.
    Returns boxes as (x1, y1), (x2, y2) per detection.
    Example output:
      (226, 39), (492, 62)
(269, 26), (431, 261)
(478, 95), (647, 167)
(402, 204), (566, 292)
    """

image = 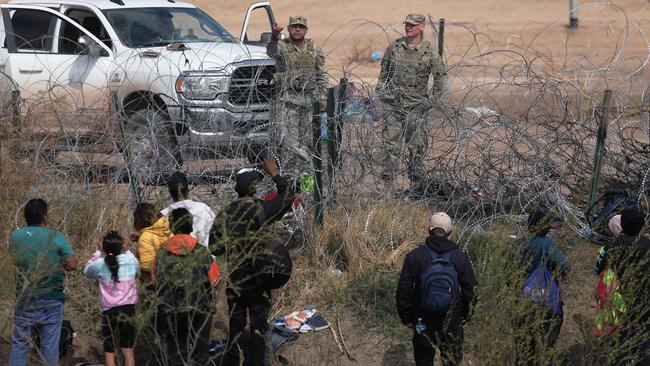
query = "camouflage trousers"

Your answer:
(381, 104), (428, 183)
(275, 100), (315, 173)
